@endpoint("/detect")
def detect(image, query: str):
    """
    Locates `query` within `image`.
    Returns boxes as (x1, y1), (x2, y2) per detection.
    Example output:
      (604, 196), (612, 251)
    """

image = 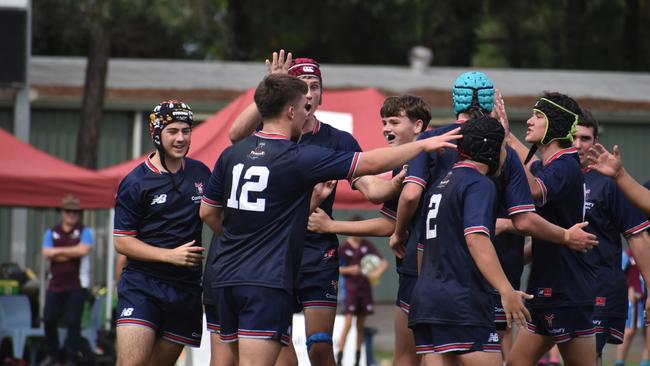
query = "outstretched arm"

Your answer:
(352, 128), (461, 178)
(308, 209), (395, 237)
(511, 211), (597, 252)
(353, 167), (406, 204)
